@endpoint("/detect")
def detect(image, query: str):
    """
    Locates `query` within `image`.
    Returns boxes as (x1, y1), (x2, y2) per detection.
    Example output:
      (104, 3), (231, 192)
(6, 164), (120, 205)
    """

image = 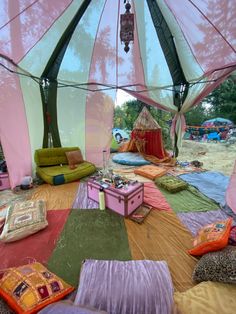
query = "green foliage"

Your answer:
(185, 103), (209, 126)
(184, 78), (236, 126)
(204, 78), (236, 124)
